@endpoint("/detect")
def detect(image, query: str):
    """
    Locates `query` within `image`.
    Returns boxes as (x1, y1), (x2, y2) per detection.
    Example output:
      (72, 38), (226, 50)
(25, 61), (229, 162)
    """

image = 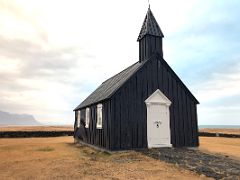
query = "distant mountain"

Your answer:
(0, 110), (41, 126)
